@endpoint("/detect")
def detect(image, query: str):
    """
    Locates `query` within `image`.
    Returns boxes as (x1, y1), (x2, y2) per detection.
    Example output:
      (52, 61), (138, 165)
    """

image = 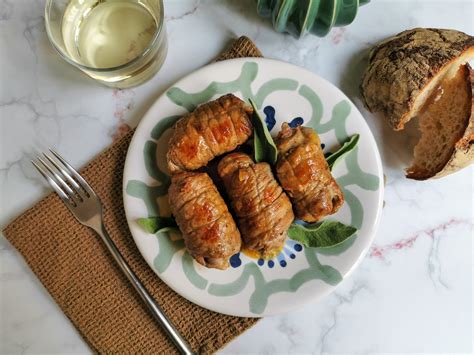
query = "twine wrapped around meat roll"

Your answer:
(218, 152), (294, 258)
(275, 123), (344, 222)
(167, 94), (253, 174)
(168, 172), (241, 270)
